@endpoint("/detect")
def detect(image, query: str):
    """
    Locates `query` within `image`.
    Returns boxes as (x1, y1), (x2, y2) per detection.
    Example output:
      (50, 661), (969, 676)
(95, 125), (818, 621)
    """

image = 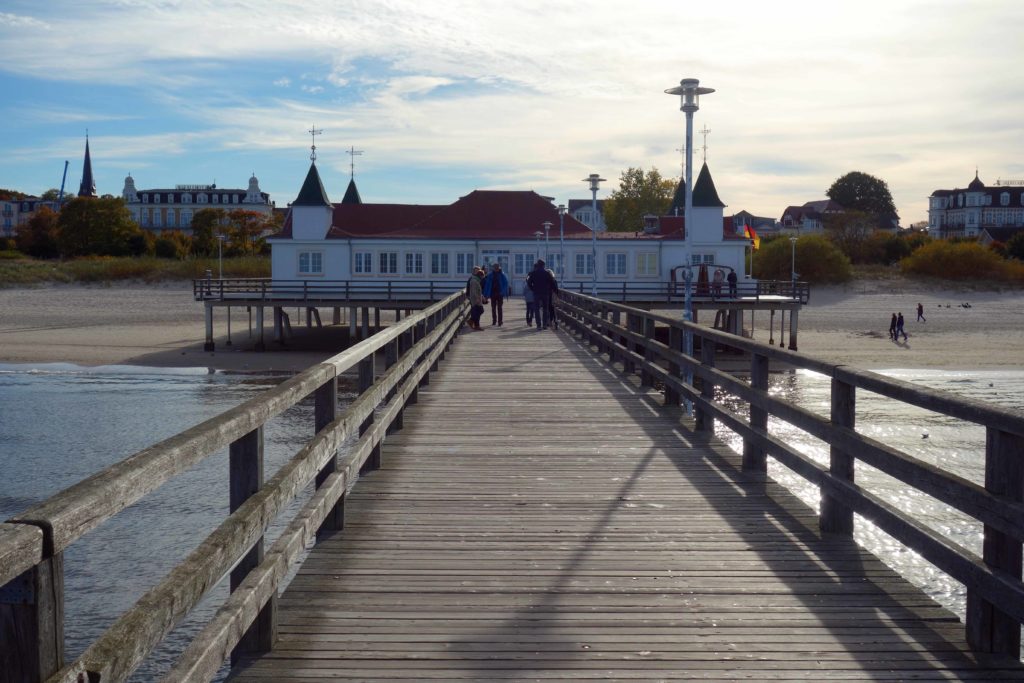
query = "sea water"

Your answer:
(1, 363), (1022, 677)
